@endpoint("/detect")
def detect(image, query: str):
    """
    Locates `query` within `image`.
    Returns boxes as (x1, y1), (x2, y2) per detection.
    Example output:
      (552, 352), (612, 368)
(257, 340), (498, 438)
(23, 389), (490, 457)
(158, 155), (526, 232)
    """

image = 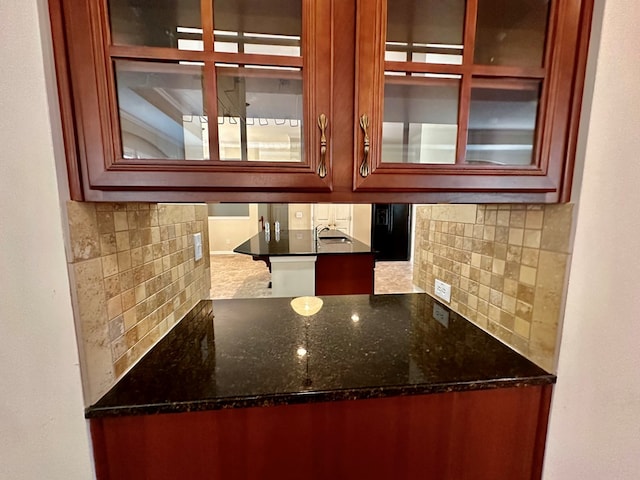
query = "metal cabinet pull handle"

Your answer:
(359, 114), (370, 178)
(317, 113), (328, 178)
